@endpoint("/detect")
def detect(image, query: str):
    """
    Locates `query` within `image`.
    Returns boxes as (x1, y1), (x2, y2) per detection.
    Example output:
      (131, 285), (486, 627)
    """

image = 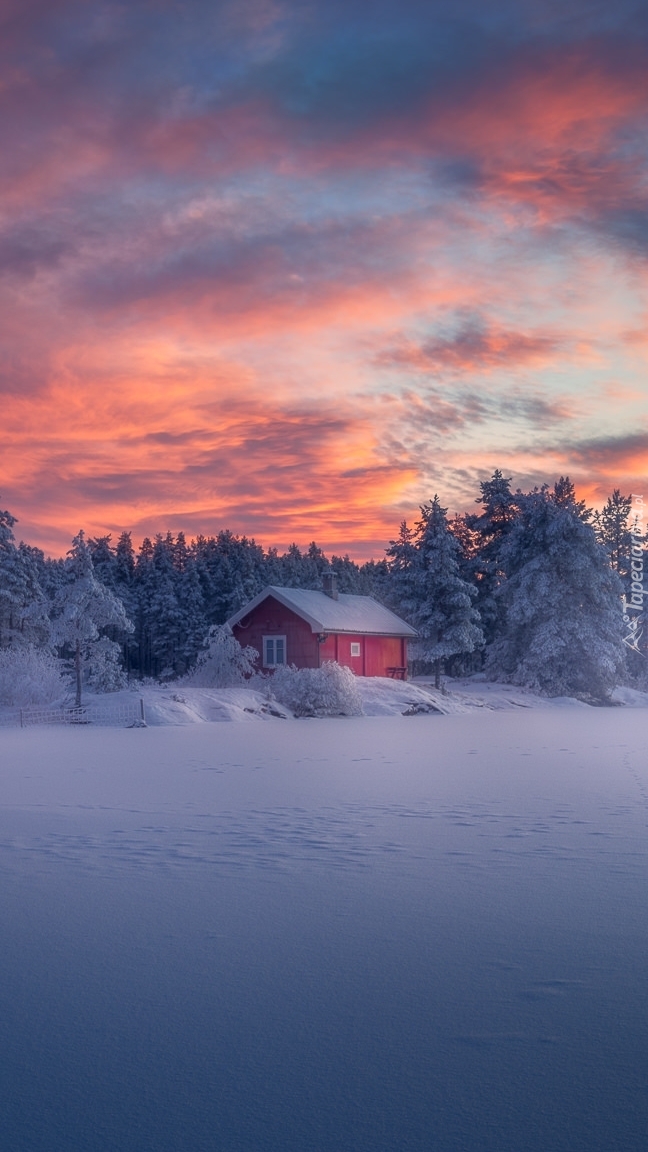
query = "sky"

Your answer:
(1, 0), (648, 558)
